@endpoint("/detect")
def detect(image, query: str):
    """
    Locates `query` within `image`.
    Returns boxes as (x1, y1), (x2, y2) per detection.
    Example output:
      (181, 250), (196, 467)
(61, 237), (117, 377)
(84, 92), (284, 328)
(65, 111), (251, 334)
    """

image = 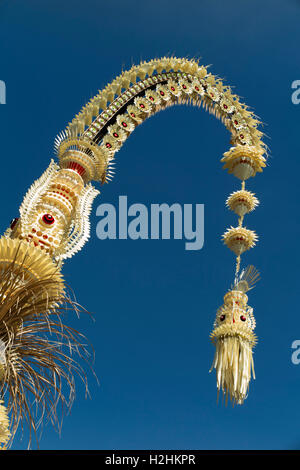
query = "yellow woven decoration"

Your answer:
(0, 400), (10, 450)
(210, 266), (260, 404)
(221, 145), (266, 180)
(0, 238), (64, 299)
(0, 57), (268, 447)
(222, 226), (258, 256)
(226, 190), (259, 217)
